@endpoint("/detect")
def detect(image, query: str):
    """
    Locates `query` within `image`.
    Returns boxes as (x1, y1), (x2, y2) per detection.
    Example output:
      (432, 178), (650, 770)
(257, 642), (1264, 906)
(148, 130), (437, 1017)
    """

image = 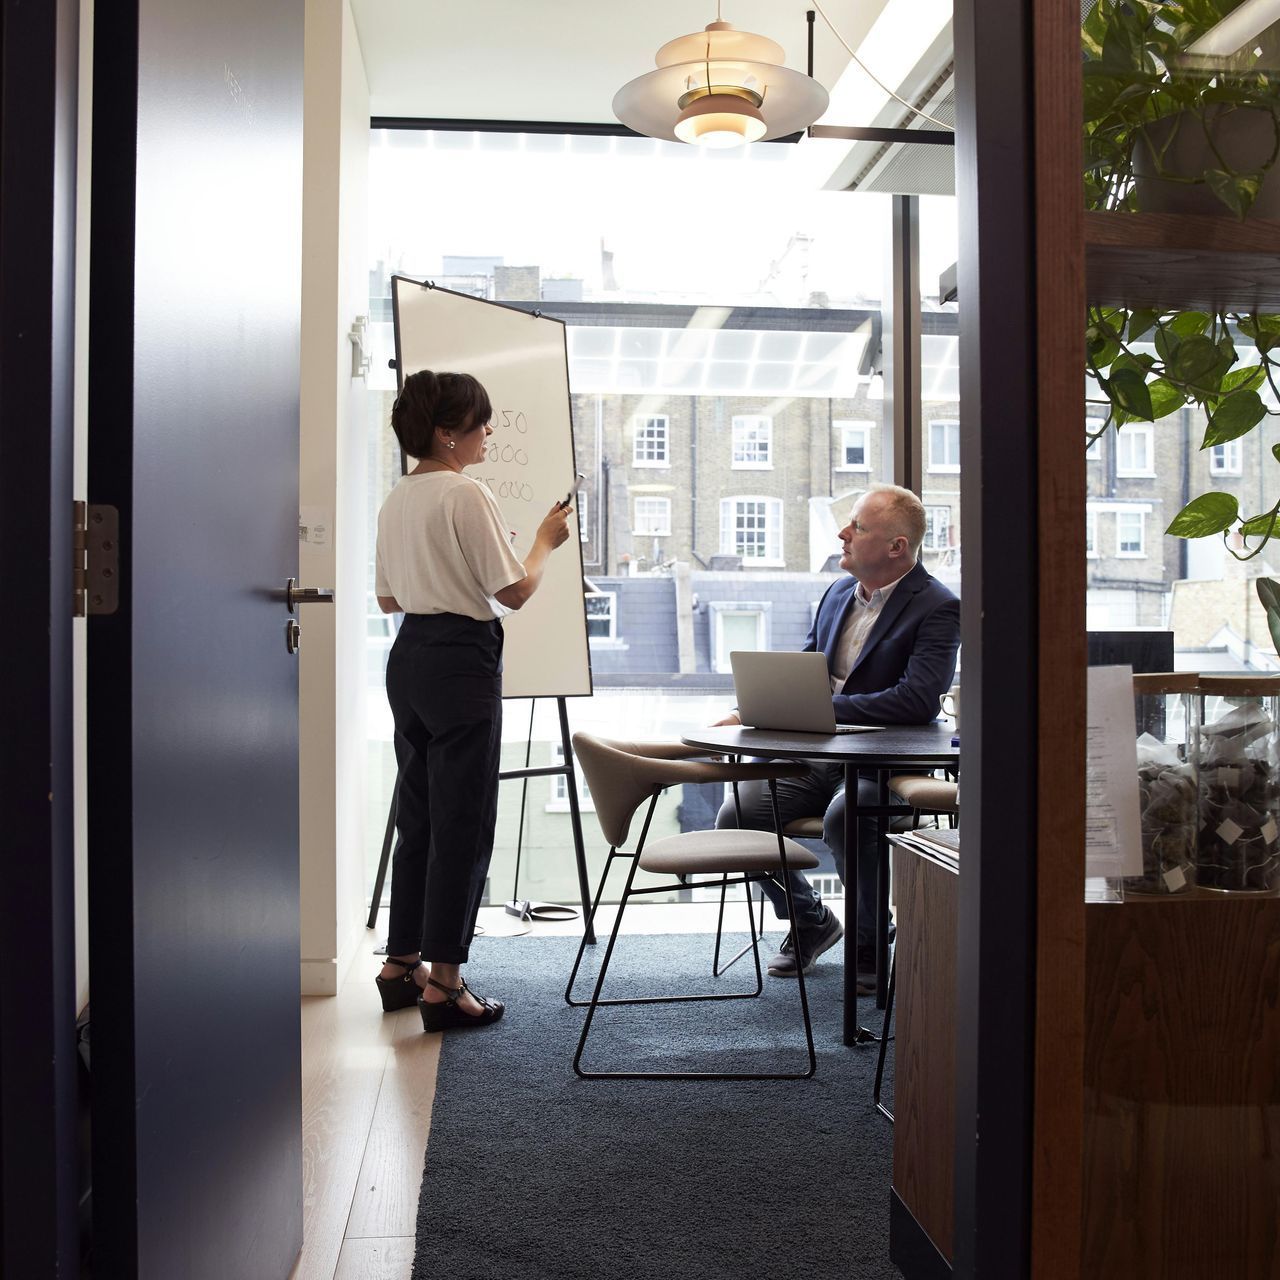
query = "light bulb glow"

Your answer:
(674, 93), (767, 146)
